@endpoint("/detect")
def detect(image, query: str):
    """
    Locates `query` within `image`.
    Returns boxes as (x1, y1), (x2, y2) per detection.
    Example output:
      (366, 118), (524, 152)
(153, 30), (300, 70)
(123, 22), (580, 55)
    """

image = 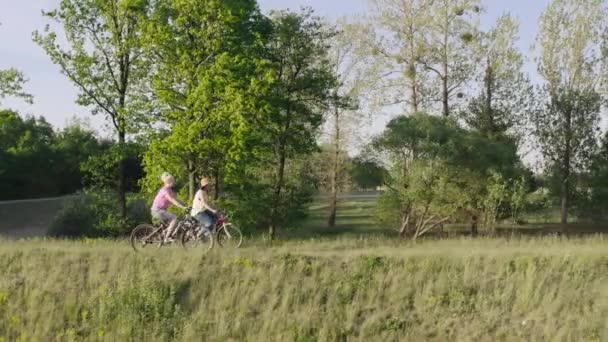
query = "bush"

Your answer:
(48, 192), (96, 237)
(49, 191), (151, 237)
